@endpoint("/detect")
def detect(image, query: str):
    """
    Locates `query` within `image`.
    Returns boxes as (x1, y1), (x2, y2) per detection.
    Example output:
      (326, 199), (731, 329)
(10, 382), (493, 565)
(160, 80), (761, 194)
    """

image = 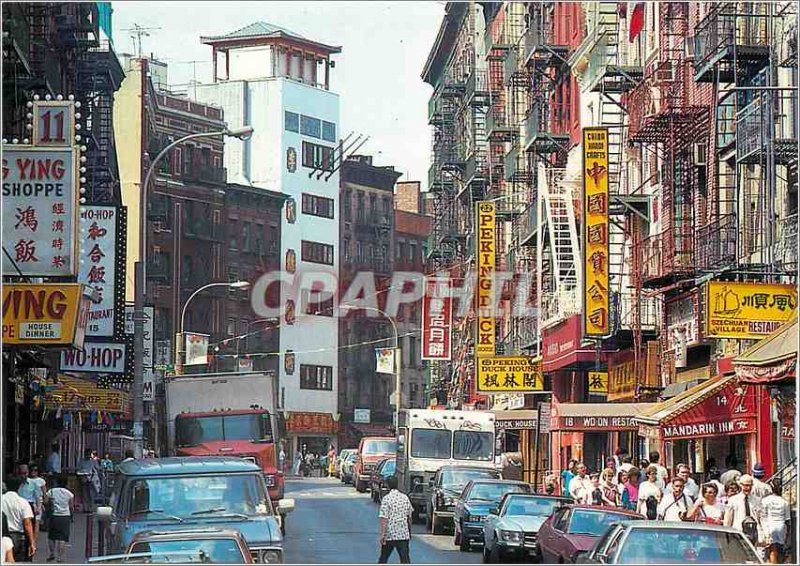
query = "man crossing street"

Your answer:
(377, 475), (413, 564)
